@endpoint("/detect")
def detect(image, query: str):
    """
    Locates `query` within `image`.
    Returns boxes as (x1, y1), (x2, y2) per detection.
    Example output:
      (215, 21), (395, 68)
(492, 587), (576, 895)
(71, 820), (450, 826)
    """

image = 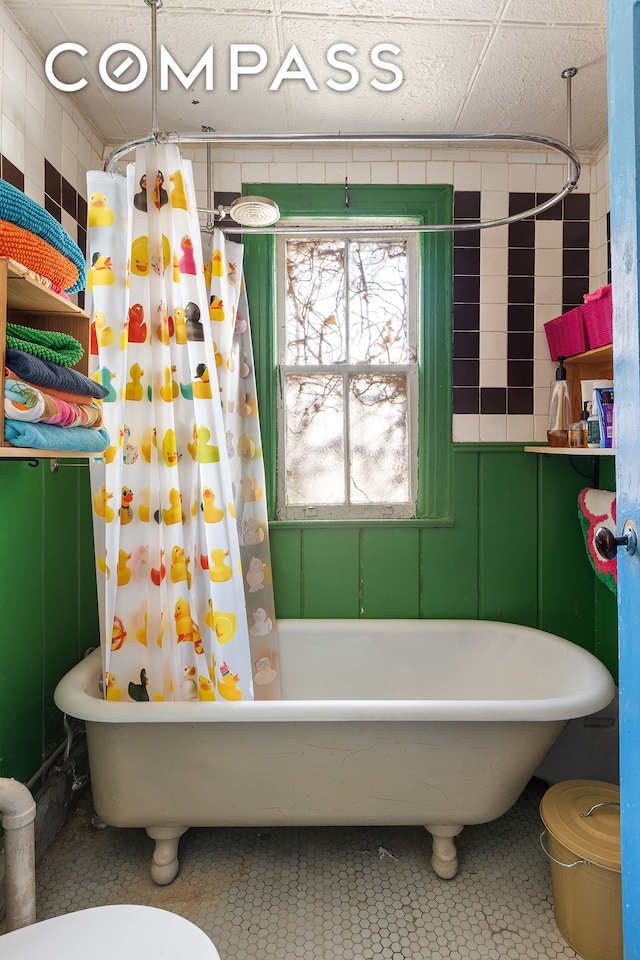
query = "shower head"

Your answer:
(228, 196), (280, 227)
